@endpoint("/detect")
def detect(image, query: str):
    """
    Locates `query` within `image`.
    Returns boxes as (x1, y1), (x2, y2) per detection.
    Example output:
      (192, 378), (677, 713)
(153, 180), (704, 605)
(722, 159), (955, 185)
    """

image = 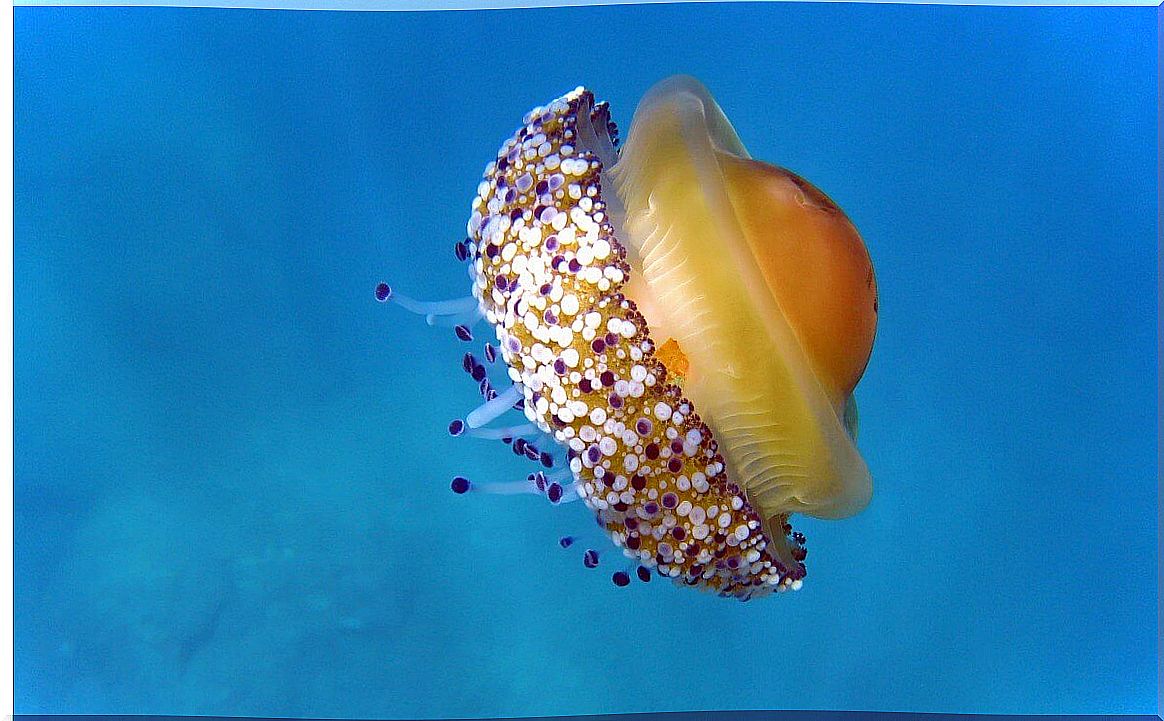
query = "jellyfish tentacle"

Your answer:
(465, 384), (523, 428)
(471, 479), (541, 496)
(464, 423), (537, 440)
(379, 287), (478, 317)
(425, 307), (484, 328)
